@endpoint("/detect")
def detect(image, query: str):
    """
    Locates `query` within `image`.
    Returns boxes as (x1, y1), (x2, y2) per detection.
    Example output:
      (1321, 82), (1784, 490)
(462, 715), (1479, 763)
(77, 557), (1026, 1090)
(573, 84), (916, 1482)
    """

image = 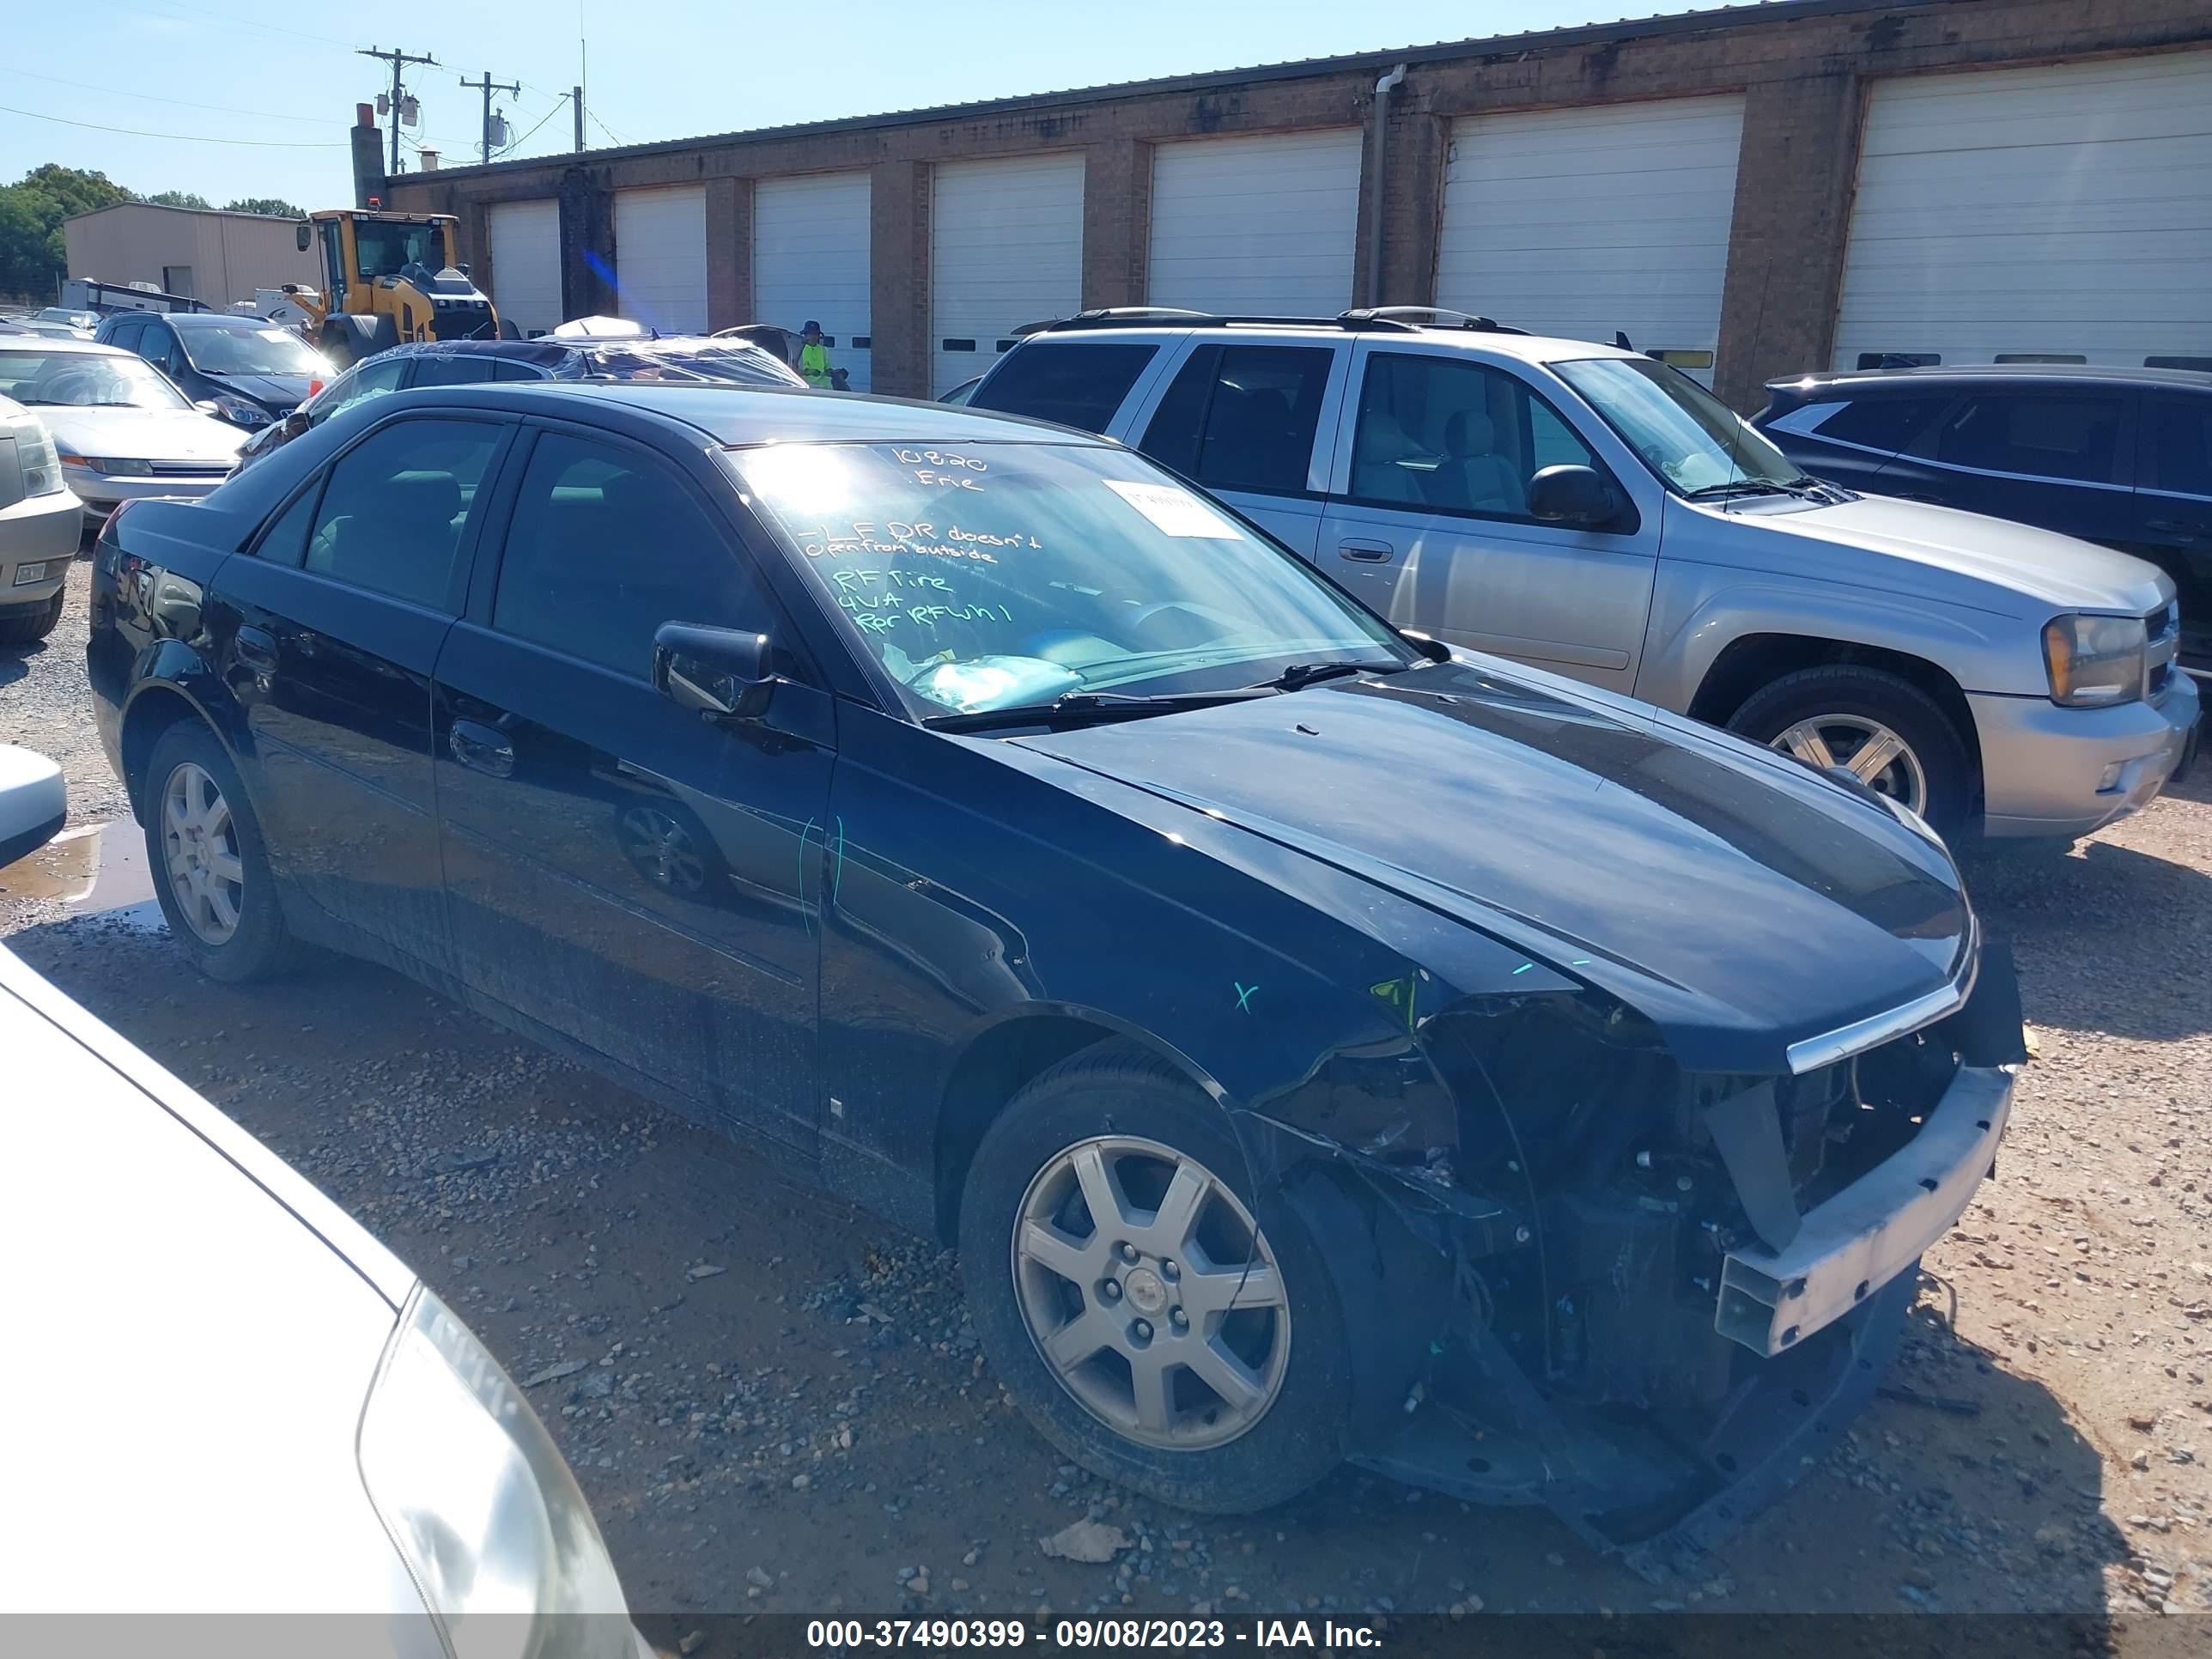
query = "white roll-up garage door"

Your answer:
(1436, 96), (1745, 378)
(613, 185), (708, 336)
(930, 154), (1083, 396)
(754, 172), (872, 391)
(1147, 129), (1362, 317)
(1834, 53), (2212, 372)
(488, 199), (562, 338)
